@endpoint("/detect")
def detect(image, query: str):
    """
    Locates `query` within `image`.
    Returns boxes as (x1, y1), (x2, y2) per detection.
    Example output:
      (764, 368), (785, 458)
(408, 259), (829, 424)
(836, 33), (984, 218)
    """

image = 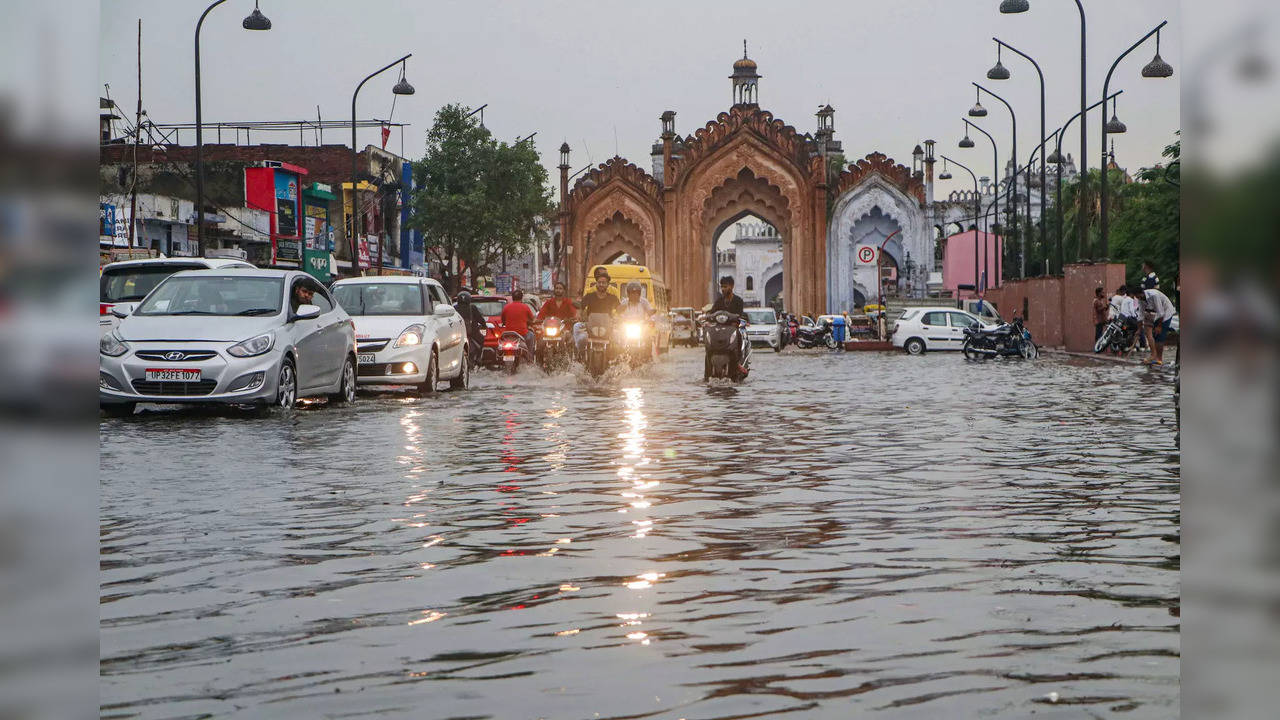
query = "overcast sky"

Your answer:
(97, 0), (1183, 199)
